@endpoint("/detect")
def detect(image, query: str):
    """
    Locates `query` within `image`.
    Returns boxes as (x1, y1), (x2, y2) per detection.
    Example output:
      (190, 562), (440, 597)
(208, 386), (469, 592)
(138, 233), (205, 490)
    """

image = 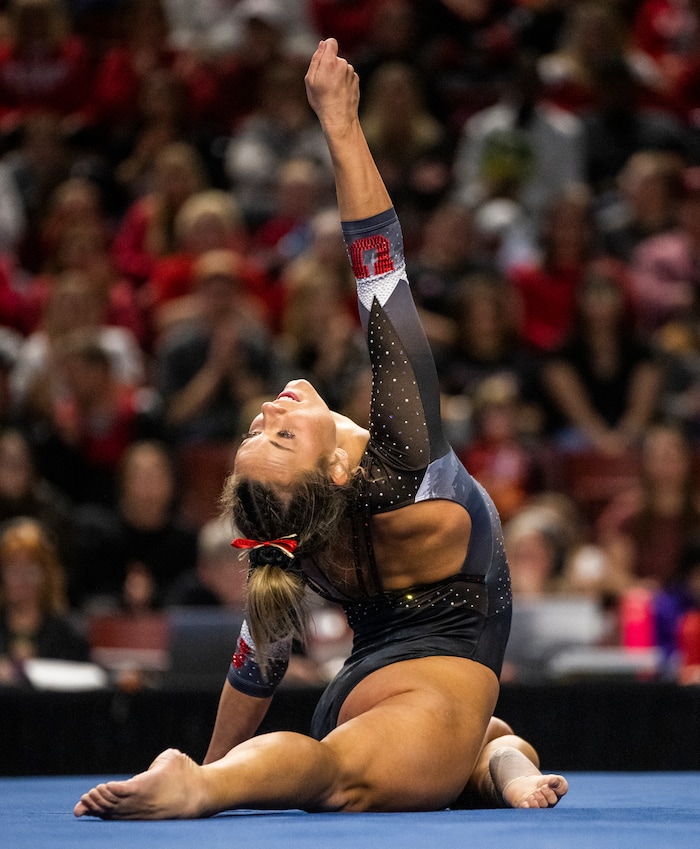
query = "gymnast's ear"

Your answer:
(329, 448), (349, 486)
